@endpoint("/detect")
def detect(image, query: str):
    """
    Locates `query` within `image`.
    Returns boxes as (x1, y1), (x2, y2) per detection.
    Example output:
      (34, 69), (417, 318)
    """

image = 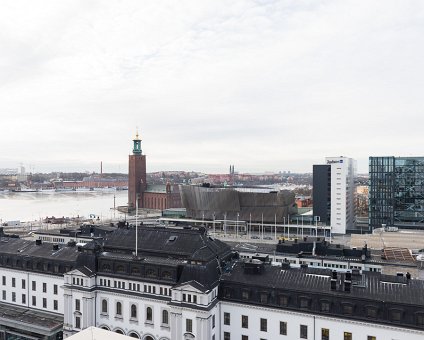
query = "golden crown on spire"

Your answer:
(134, 127), (141, 140)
